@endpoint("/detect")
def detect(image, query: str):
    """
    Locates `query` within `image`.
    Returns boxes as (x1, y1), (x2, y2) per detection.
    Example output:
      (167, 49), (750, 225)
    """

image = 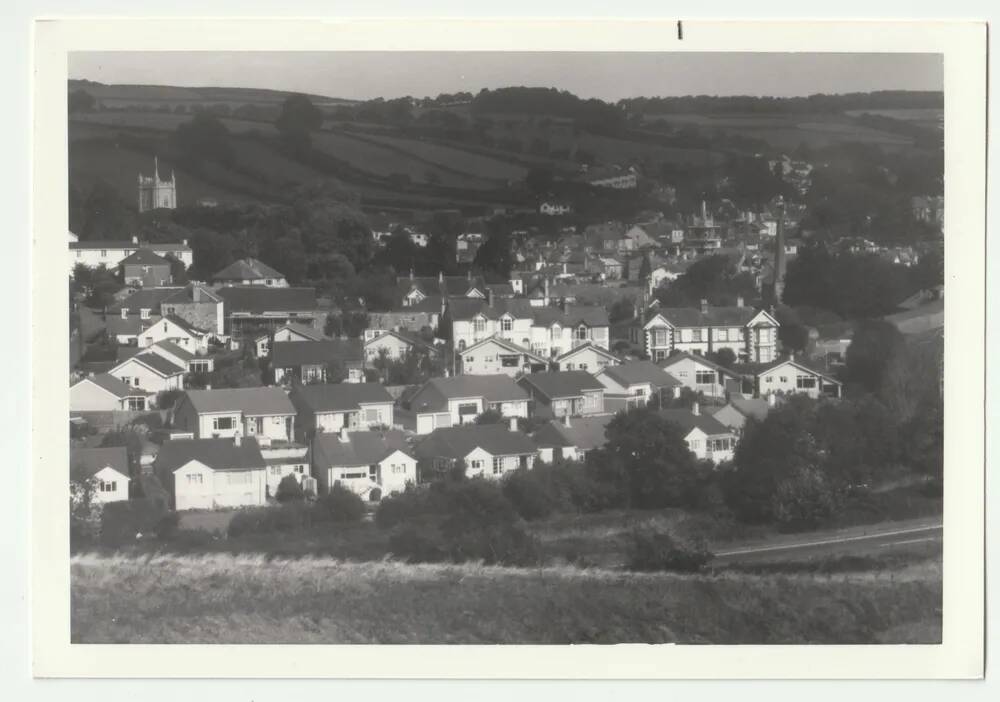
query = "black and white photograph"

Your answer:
(25, 17), (987, 679)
